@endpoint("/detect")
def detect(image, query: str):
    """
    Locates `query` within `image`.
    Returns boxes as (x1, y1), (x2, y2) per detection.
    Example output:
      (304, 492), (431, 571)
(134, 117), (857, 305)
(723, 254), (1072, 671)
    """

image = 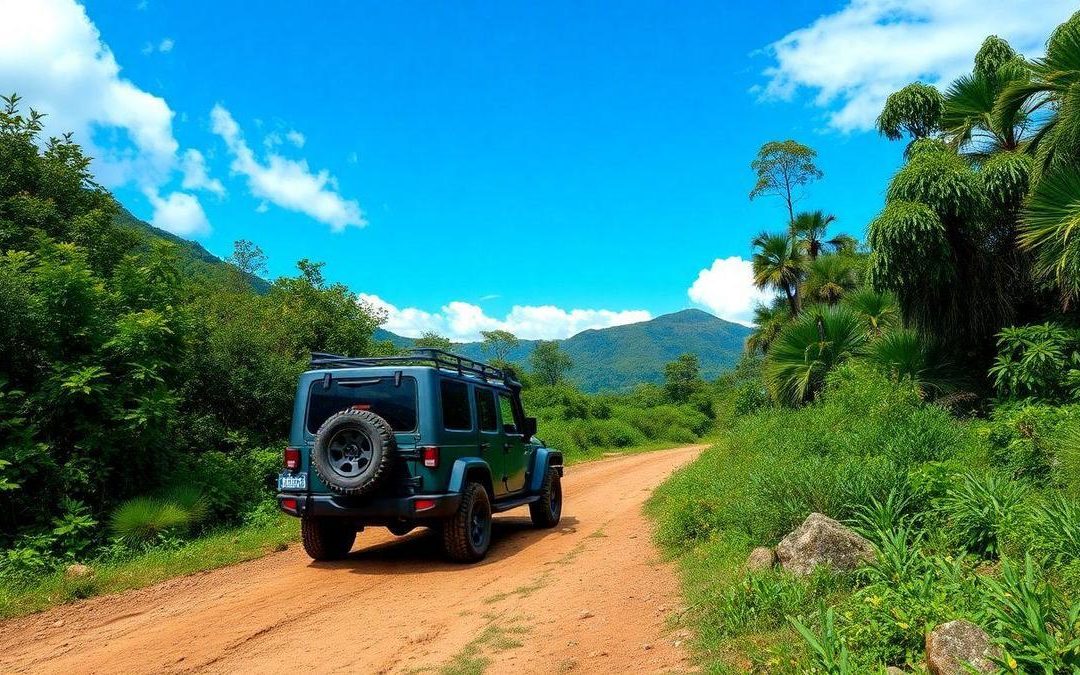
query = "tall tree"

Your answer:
(749, 140), (823, 224)
(663, 353), (703, 403)
(414, 331), (454, 352)
(480, 329), (520, 362)
(751, 231), (806, 315)
(227, 240), (268, 277)
(529, 341), (572, 386)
